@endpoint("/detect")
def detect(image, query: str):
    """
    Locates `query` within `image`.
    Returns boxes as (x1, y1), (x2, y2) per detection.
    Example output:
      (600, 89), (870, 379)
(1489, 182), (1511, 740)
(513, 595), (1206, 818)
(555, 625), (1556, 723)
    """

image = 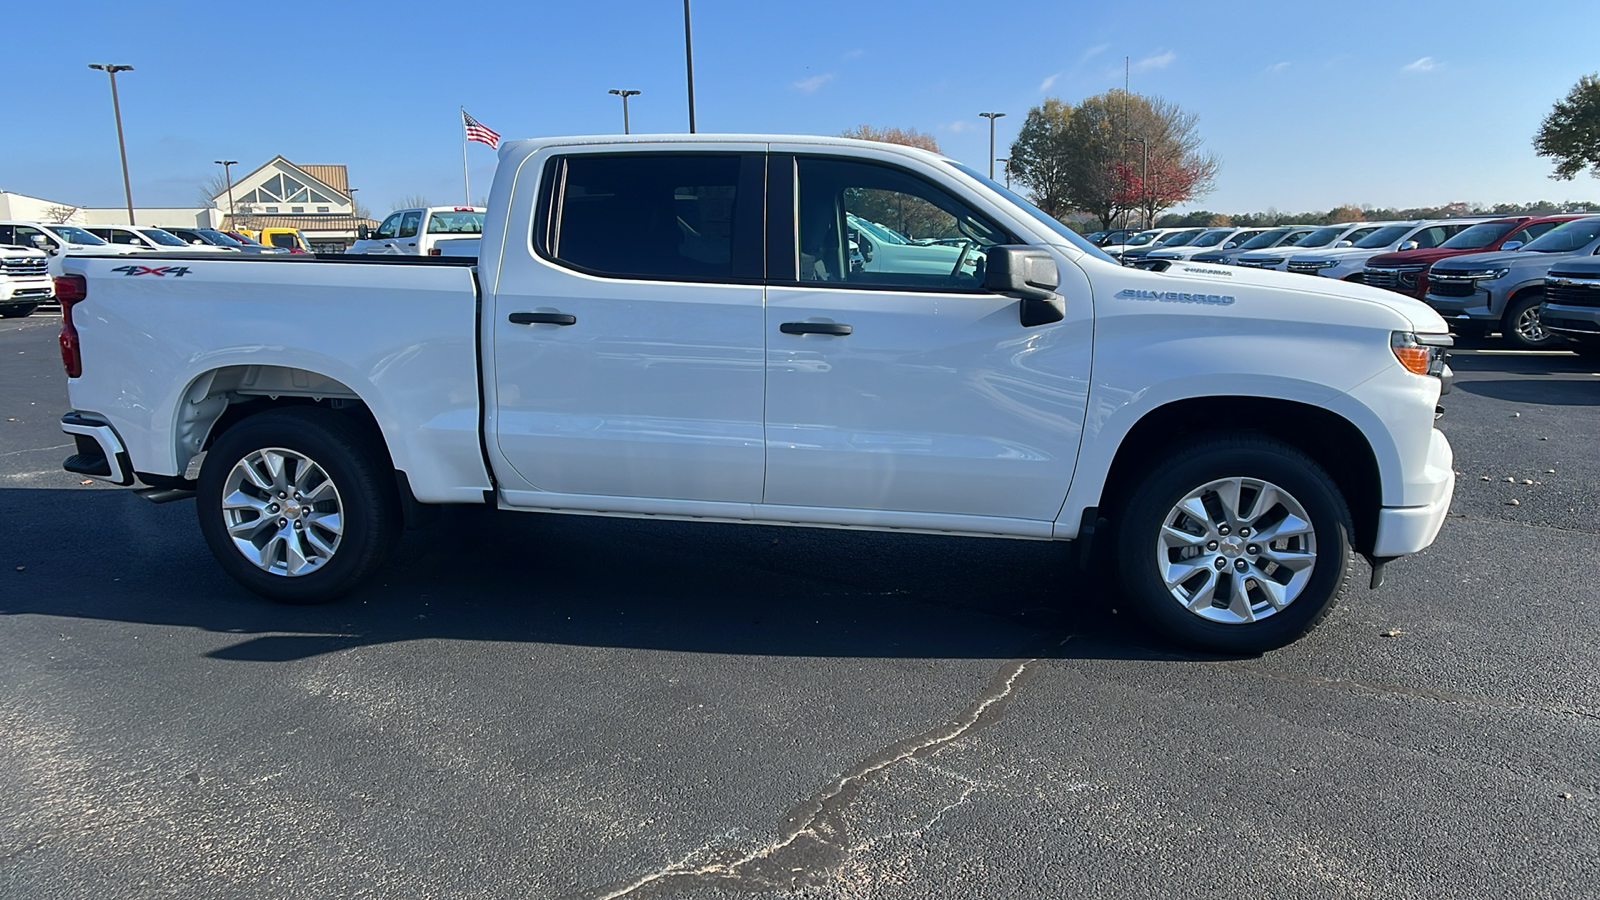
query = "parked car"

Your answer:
(1286, 220), (1487, 282)
(54, 133), (1455, 654)
(1363, 216), (1582, 300)
(1233, 223), (1384, 272)
(1141, 227), (1270, 264)
(848, 213), (976, 276)
(1100, 228), (1181, 261)
(1085, 228), (1138, 247)
(348, 207), (486, 255)
(1191, 226), (1317, 266)
(1541, 261), (1600, 355)
(0, 221), (136, 275)
(0, 244), (52, 317)
(163, 227), (288, 255)
(85, 225), (233, 252)
(1426, 216), (1600, 348)
(1119, 227), (1208, 266)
